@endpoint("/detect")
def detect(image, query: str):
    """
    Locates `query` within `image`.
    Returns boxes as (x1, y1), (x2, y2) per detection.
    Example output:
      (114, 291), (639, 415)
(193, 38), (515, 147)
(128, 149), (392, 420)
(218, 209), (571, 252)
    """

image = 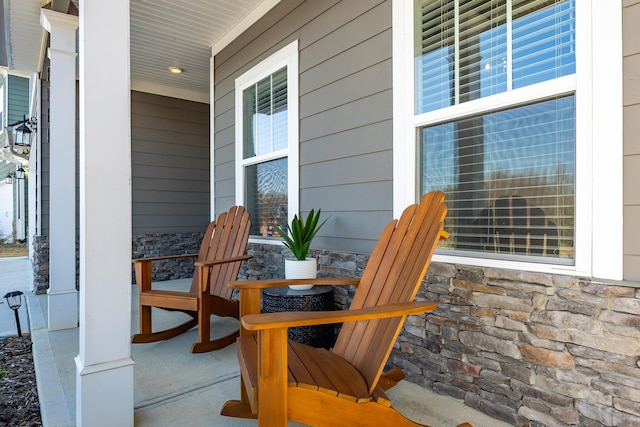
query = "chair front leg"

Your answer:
(135, 260), (153, 334)
(134, 260), (153, 291)
(197, 265), (211, 346)
(257, 328), (288, 427)
(239, 288), (262, 336)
